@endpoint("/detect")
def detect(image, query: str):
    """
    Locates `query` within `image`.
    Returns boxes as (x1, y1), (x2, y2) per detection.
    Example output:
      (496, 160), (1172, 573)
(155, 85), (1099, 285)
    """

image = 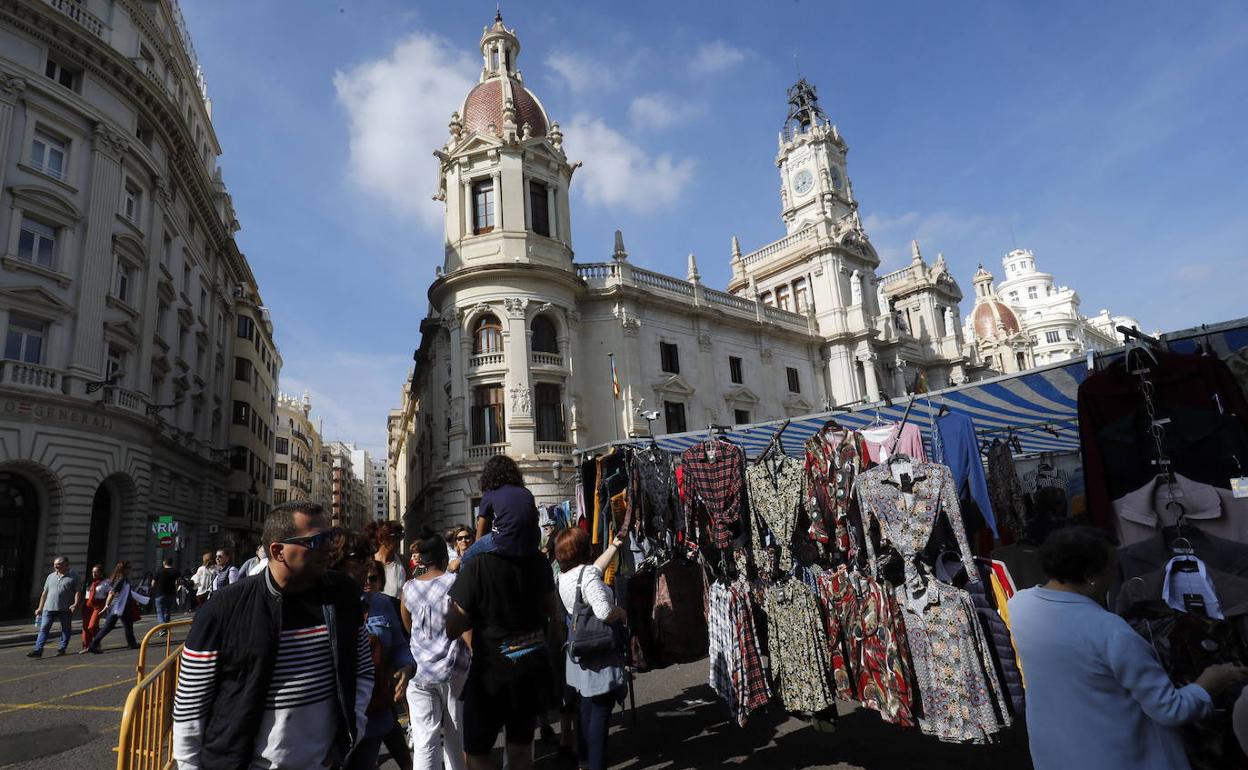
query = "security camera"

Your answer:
(639, 410), (660, 421)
